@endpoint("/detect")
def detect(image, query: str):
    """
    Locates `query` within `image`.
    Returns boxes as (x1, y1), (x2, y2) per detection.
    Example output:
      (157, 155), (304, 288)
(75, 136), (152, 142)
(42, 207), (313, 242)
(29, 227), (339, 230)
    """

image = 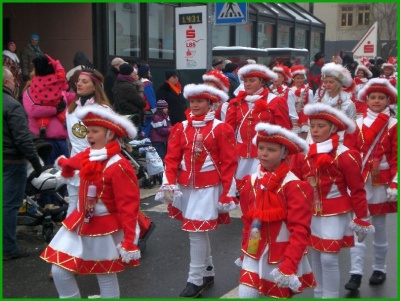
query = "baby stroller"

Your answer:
(18, 135), (69, 243)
